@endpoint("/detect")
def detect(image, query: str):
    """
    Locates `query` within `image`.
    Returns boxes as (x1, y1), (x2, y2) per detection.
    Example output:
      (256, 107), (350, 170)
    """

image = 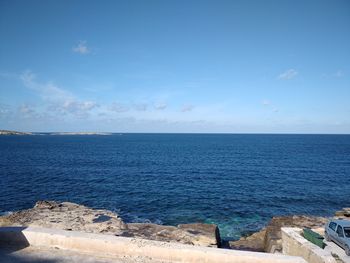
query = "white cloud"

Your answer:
(333, 70), (344, 78)
(278, 69), (298, 80)
(20, 71), (98, 117)
(18, 104), (35, 115)
(16, 104), (44, 119)
(60, 100), (99, 115)
(154, 102), (167, 110)
(262, 100), (270, 106)
(109, 102), (129, 113)
(0, 104), (12, 118)
(261, 99), (278, 113)
(181, 104), (194, 112)
(133, 103), (148, 111)
(72, 41), (90, 55)
(21, 71), (71, 101)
